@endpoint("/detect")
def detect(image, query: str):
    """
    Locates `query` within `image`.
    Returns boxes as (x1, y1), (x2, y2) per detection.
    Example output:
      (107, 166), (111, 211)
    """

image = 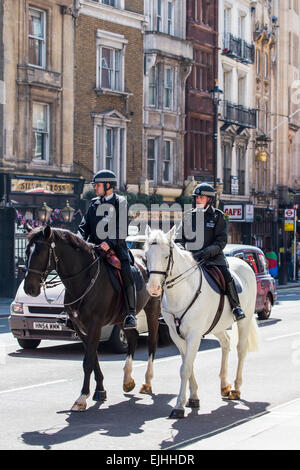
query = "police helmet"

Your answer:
(92, 170), (117, 189)
(192, 183), (216, 198)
